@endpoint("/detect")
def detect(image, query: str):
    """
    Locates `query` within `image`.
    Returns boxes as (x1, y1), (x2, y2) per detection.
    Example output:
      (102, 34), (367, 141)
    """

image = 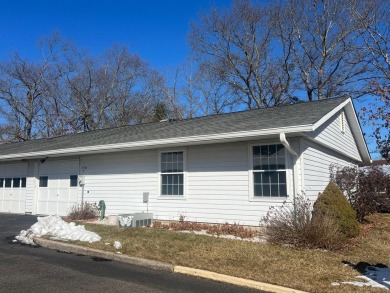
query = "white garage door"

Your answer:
(0, 163), (28, 214)
(37, 160), (79, 216)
